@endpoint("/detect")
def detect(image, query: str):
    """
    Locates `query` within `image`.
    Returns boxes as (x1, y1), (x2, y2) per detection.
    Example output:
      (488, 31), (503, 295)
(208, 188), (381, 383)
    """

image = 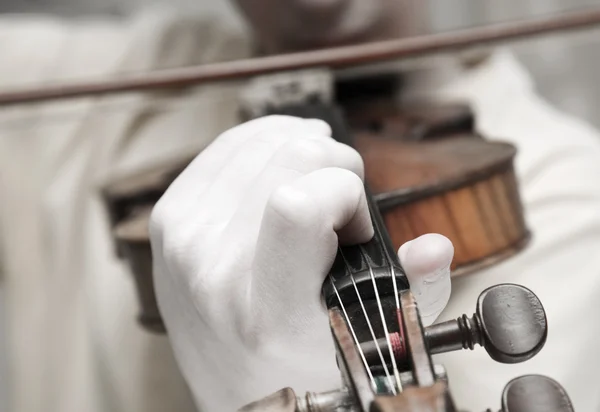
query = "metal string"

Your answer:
(329, 276), (377, 391)
(358, 245), (403, 393)
(386, 265), (404, 392)
(348, 270), (397, 395)
(337, 247), (396, 394)
(390, 267), (401, 318)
